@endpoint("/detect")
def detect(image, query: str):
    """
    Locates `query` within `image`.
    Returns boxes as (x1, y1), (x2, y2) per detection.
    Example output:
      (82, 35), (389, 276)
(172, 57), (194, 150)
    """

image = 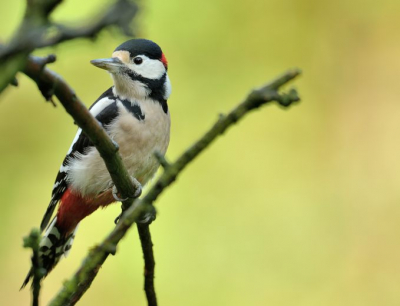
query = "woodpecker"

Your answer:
(21, 39), (171, 288)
